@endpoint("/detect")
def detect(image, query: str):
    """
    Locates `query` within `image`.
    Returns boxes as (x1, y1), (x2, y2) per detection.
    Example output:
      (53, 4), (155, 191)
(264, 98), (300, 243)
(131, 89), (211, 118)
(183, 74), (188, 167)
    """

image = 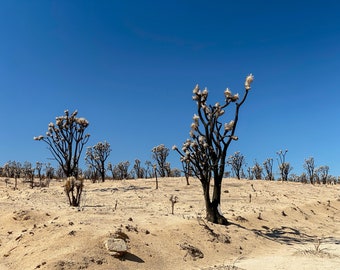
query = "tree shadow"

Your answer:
(320, 236), (340, 245)
(251, 226), (317, 245)
(121, 185), (152, 192)
(124, 252), (145, 263)
(228, 222), (332, 246)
